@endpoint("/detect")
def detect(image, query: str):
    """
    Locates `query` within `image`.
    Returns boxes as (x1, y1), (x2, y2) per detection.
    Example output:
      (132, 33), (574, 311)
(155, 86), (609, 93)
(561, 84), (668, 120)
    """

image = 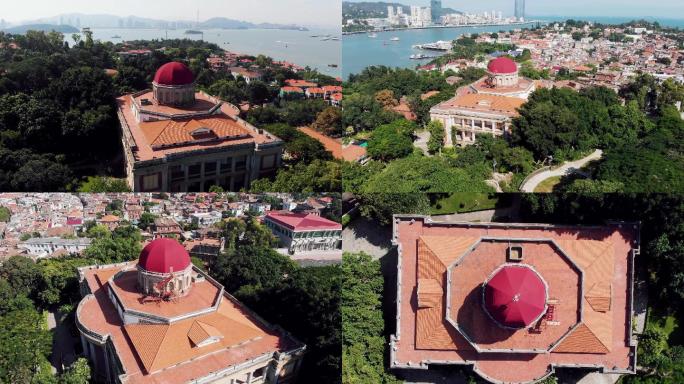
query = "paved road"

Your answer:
(413, 131), (431, 156)
(520, 150), (603, 192)
(48, 310), (76, 374)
